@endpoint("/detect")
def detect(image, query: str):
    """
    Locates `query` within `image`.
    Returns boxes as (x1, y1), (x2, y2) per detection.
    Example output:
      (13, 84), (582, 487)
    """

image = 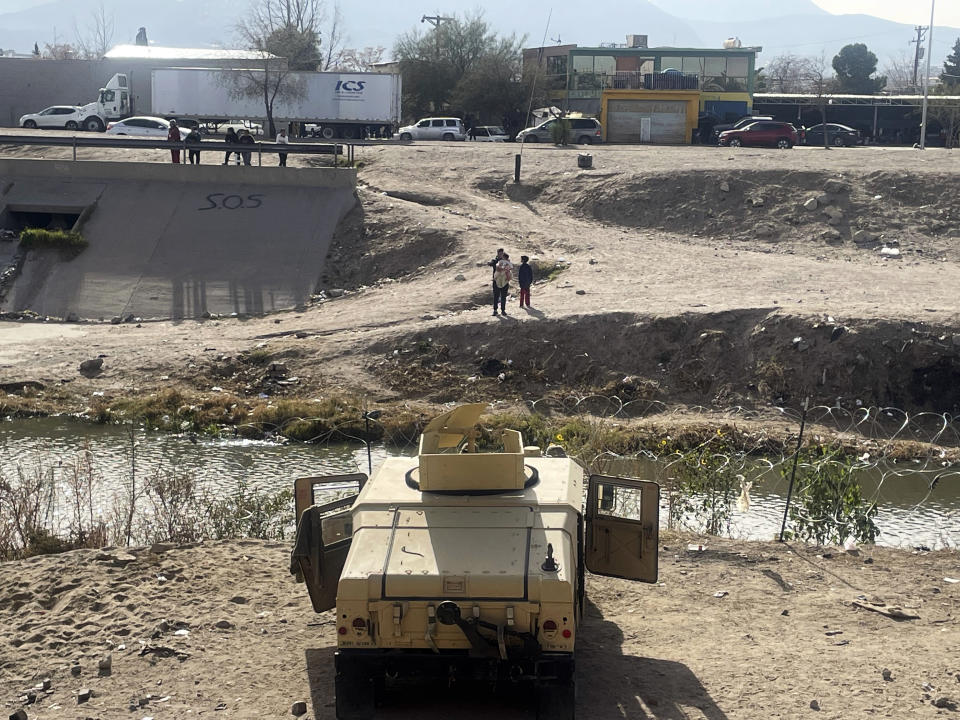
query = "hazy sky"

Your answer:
(814, 0), (960, 28)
